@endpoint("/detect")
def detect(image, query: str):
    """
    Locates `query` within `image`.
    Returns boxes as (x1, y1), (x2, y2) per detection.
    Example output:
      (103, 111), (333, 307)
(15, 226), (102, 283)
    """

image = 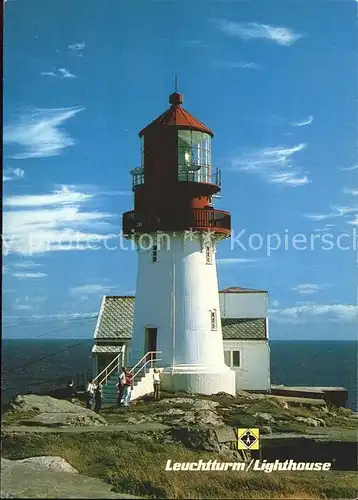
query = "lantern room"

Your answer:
(122, 91), (231, 236)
